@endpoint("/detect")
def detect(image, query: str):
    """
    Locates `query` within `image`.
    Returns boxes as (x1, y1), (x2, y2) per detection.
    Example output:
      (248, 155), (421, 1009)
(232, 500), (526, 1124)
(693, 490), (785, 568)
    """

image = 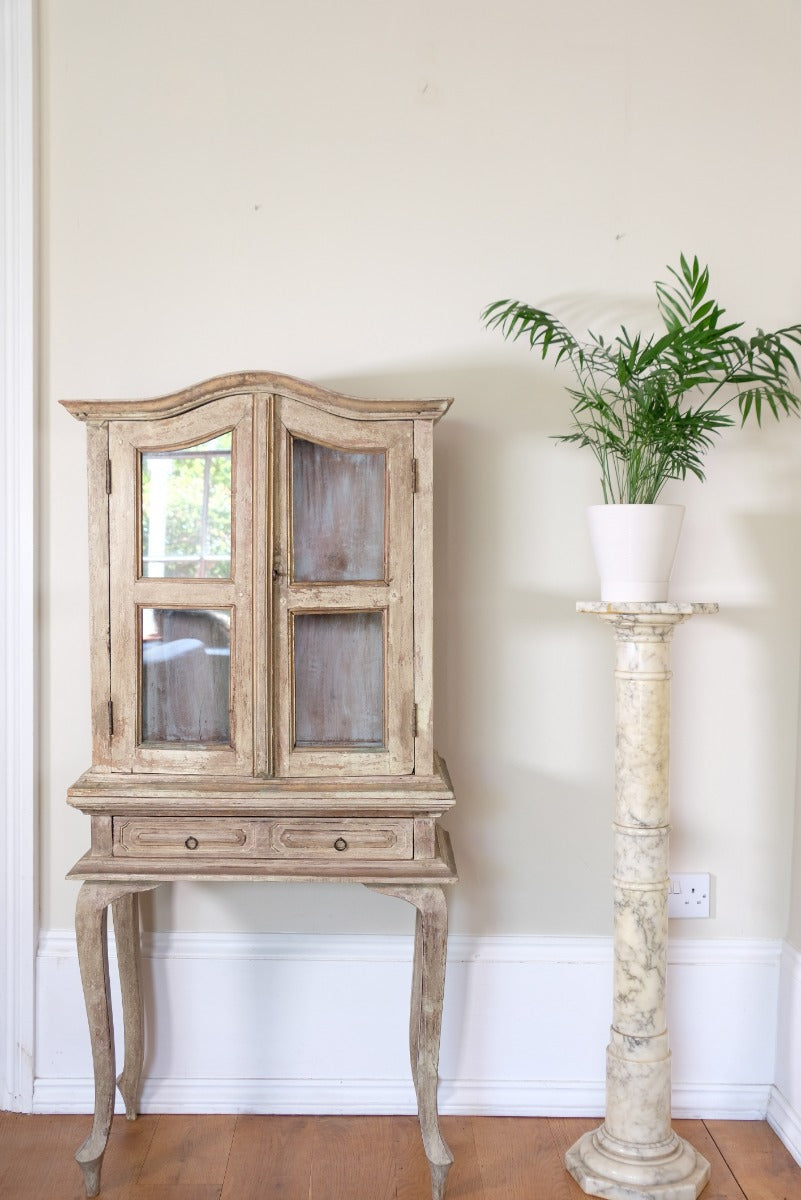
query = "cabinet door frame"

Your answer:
(273, 396), (414, 777)
(108, 394), (254, 775)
